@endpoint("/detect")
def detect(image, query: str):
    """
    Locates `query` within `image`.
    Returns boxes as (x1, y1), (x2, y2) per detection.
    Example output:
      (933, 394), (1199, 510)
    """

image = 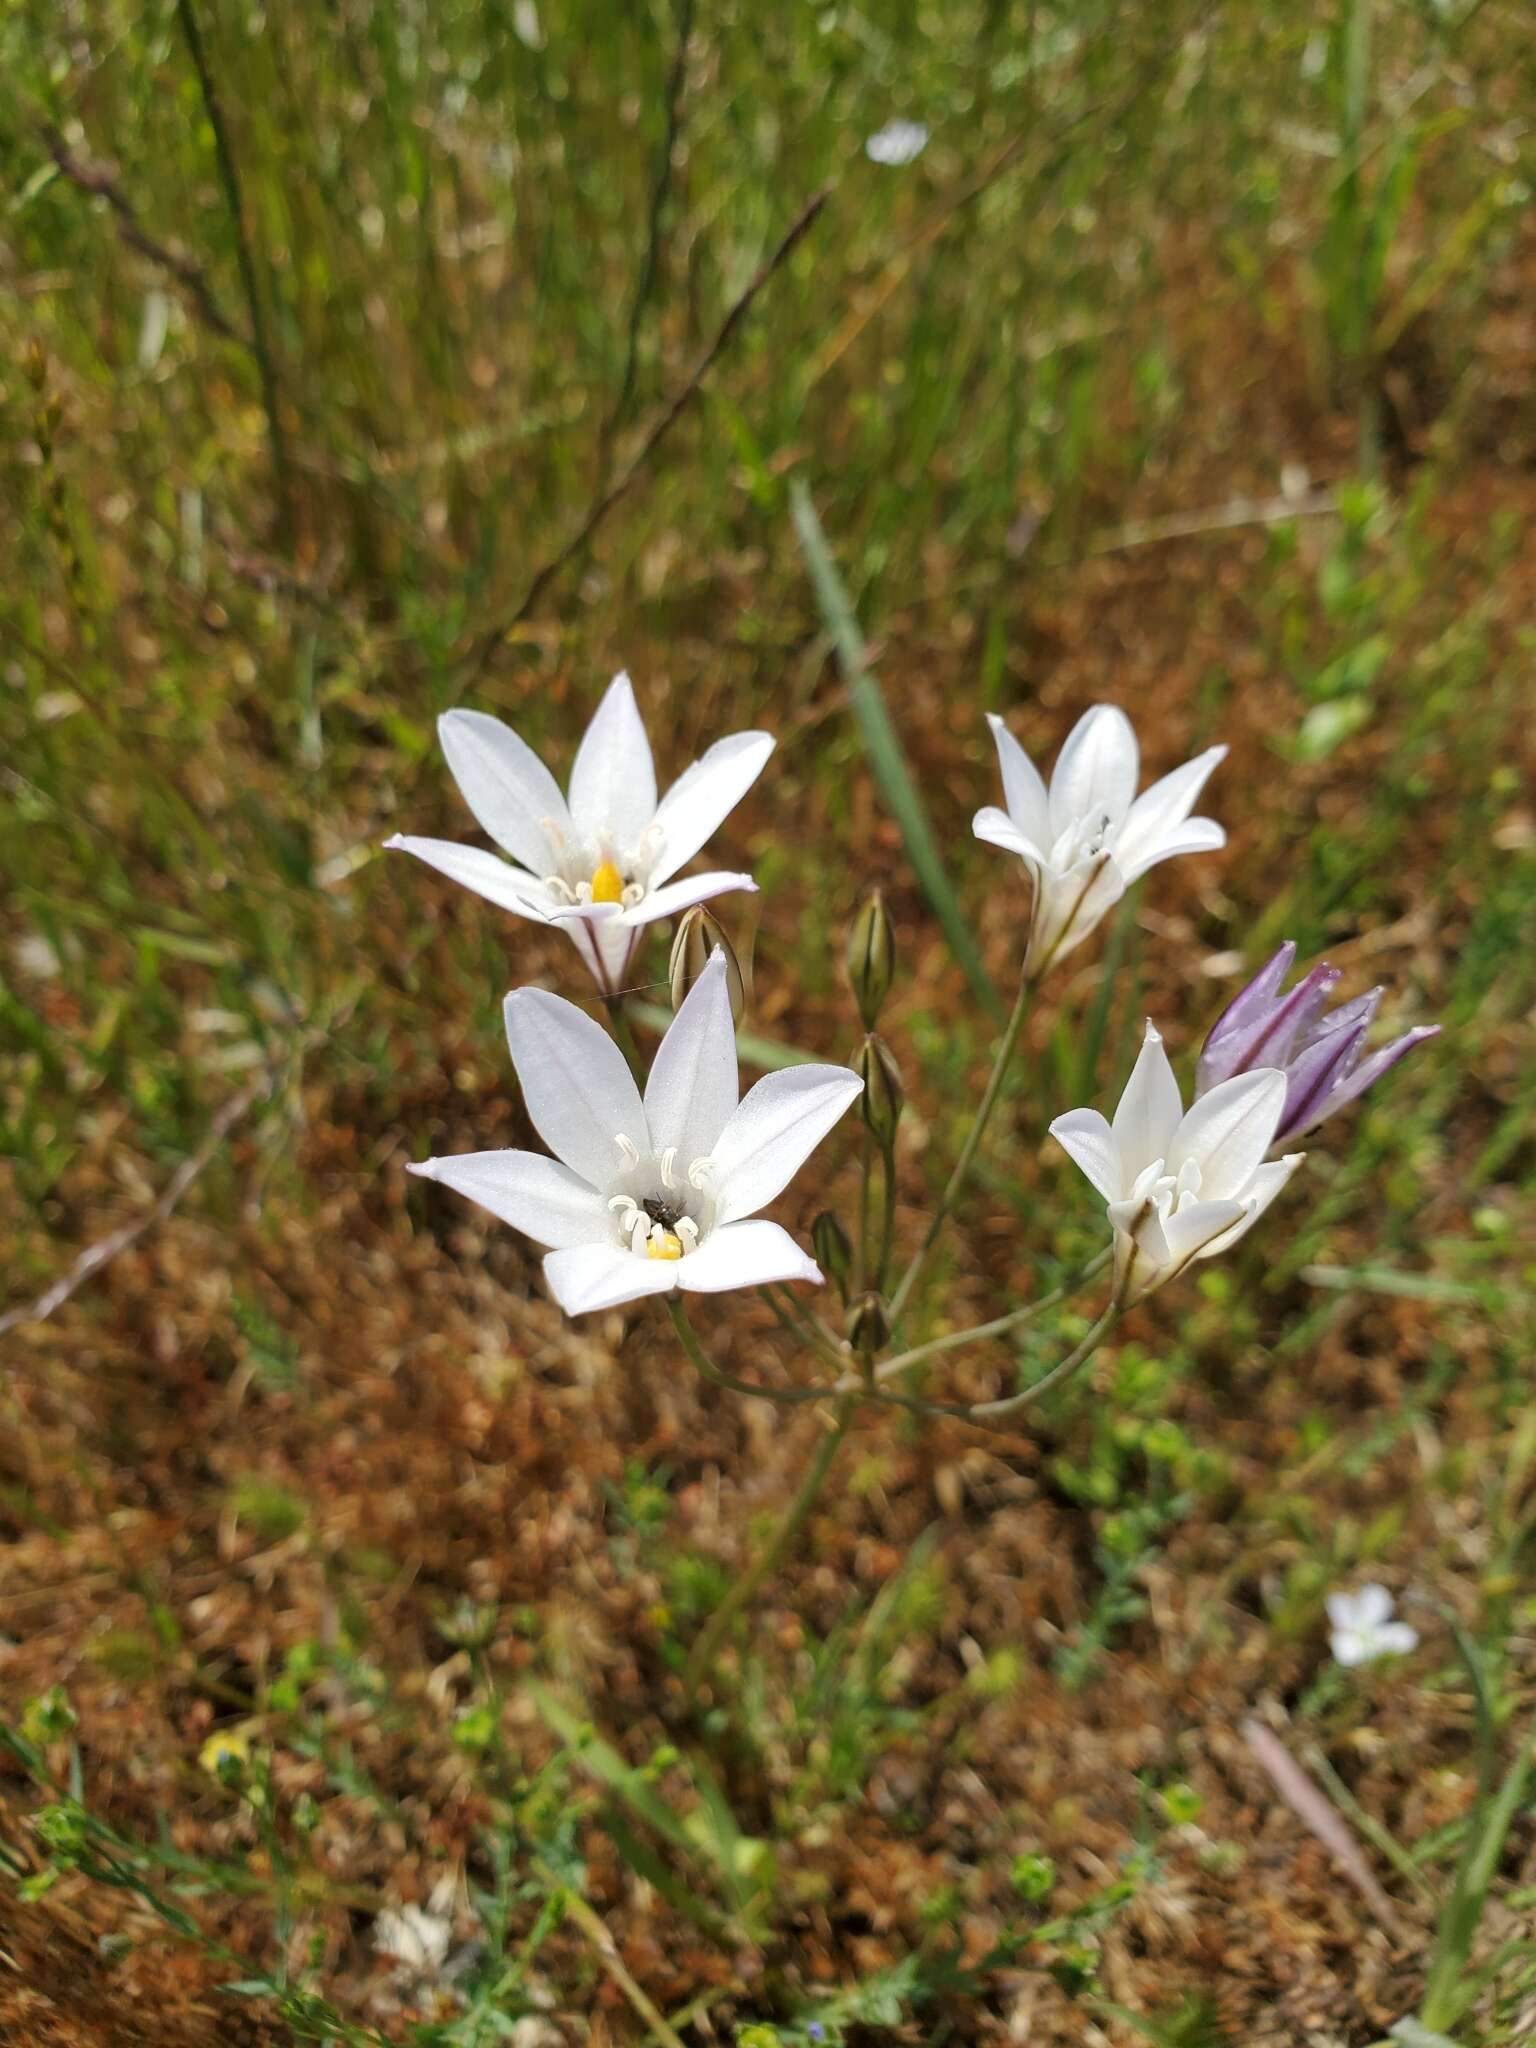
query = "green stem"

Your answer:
(889, 973), (1034, 1331)
(173, 0), (294, 548)
(669, 1295), (826, 1405)
(857, 1129), (874, 1291)
(682, 1393), (856, 1693)
(846, 1307), (1117, 1428)
(874, 1143), (898, 1293)
(873, 1246), (1112, 1383)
